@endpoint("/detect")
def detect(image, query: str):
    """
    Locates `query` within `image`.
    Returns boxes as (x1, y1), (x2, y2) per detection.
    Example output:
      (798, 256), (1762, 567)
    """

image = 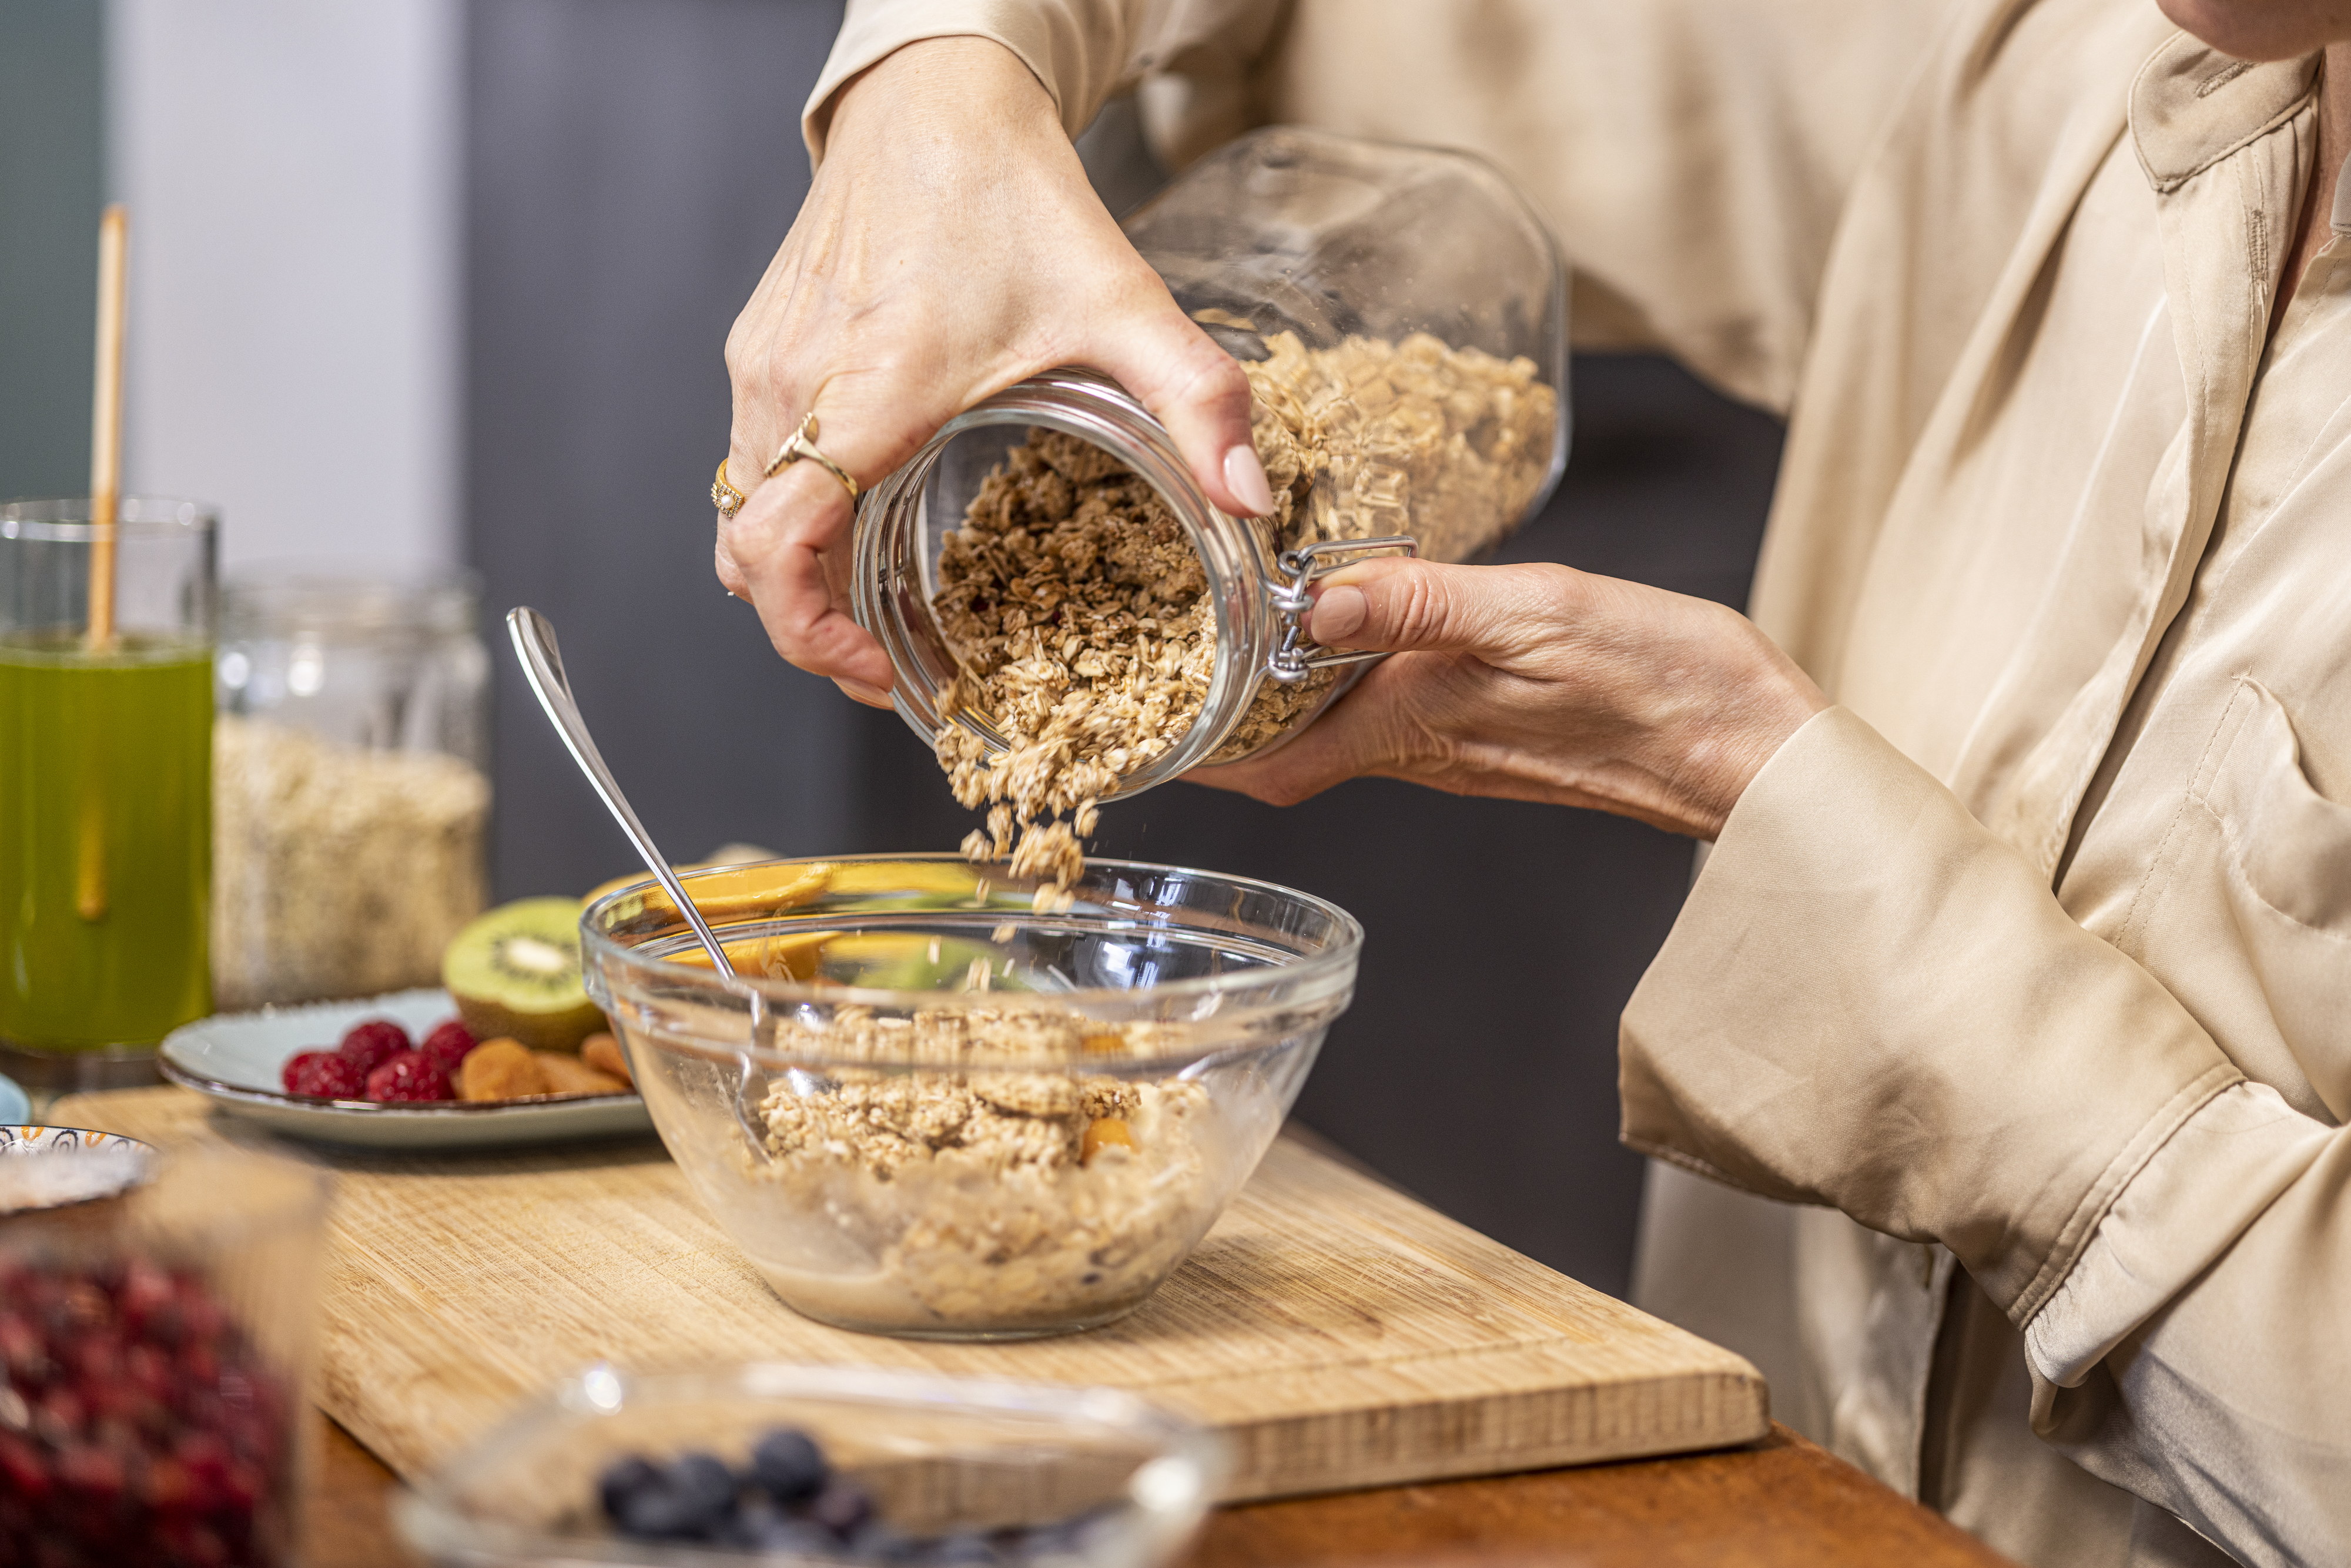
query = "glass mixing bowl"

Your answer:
(582, 856), (1360, 1341)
